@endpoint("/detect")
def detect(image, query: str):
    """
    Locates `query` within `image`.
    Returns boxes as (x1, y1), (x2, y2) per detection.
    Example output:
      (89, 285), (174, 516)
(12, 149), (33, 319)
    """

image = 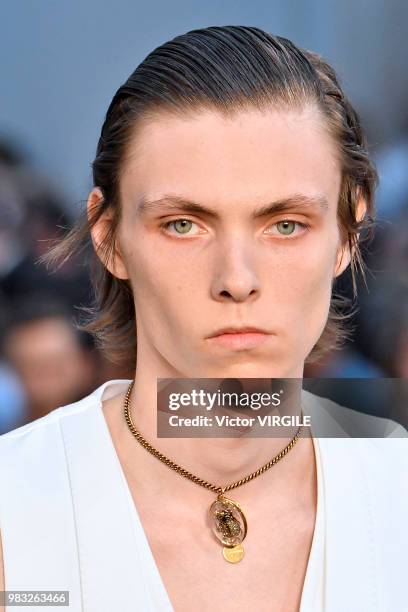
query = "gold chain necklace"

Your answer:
(123, 380), (303, 564)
